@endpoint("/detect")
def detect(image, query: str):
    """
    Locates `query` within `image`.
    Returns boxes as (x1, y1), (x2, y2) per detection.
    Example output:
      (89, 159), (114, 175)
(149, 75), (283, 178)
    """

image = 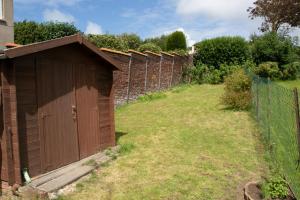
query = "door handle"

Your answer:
(72, 105), (77, 120)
